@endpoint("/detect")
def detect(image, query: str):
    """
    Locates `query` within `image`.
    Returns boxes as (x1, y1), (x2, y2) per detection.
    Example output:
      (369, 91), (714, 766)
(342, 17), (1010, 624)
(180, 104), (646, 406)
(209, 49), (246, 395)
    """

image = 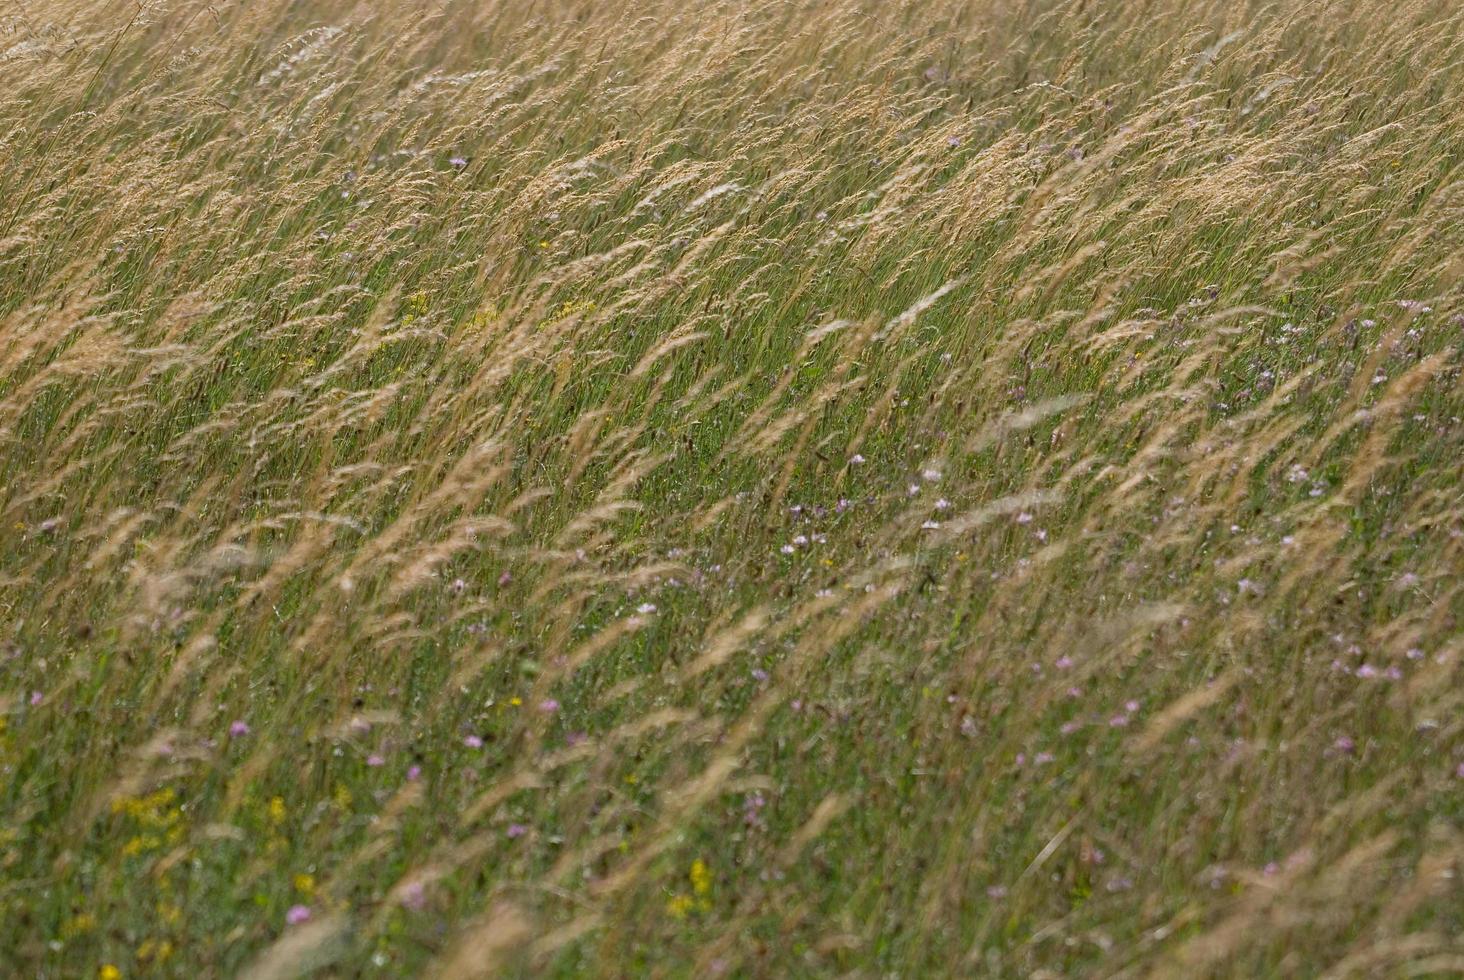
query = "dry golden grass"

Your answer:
(1, 0), (1462, 975)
